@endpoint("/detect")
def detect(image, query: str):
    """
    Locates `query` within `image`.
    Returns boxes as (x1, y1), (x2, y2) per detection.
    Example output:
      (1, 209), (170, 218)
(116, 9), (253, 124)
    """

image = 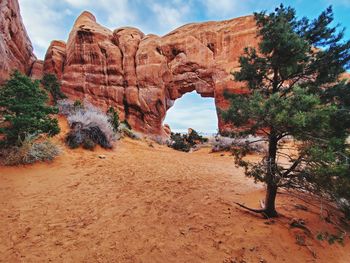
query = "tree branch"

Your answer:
(282, 156), (304, 178)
